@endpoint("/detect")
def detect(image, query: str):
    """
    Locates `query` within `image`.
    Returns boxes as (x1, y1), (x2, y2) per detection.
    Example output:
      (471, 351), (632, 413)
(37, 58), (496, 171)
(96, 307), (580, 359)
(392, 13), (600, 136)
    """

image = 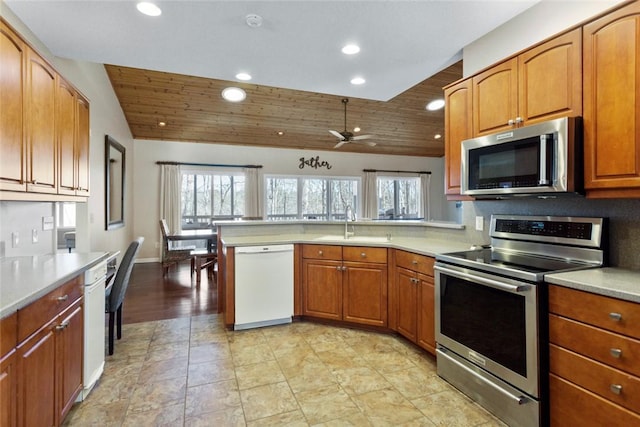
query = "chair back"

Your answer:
(107, 237), (144, 312)
(159, 219), (170, 238)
